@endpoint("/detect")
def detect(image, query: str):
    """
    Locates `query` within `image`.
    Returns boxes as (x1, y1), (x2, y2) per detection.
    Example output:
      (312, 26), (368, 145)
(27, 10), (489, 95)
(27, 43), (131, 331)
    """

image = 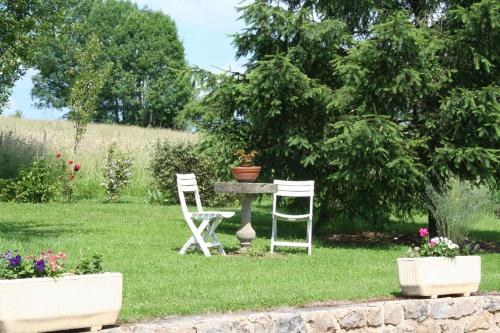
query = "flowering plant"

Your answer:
(0, 249), (103, 280)
(54, 152), (81, 202)
(407, 228), (460, 258)
(0, 249), (66, 279)
(102, 143), (132, 202)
